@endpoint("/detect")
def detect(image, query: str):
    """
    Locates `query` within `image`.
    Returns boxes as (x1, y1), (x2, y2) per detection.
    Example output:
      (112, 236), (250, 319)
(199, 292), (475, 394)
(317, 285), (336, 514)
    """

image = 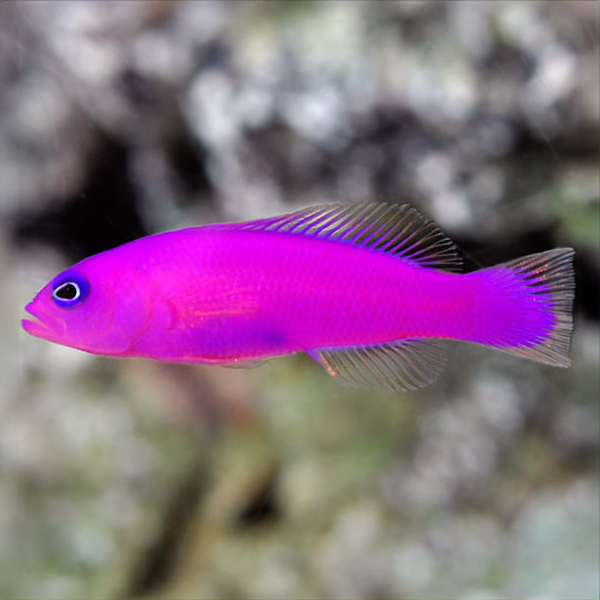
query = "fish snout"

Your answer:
(22, 300), (66, 341)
